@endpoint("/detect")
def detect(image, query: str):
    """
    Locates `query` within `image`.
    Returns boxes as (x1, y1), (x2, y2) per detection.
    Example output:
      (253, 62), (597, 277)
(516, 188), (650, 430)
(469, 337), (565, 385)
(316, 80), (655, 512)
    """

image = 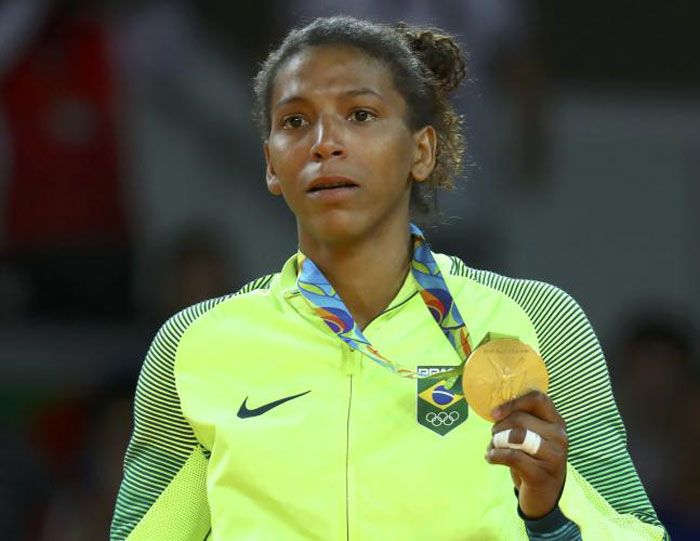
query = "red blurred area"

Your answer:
(3, 15), (127, 249)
